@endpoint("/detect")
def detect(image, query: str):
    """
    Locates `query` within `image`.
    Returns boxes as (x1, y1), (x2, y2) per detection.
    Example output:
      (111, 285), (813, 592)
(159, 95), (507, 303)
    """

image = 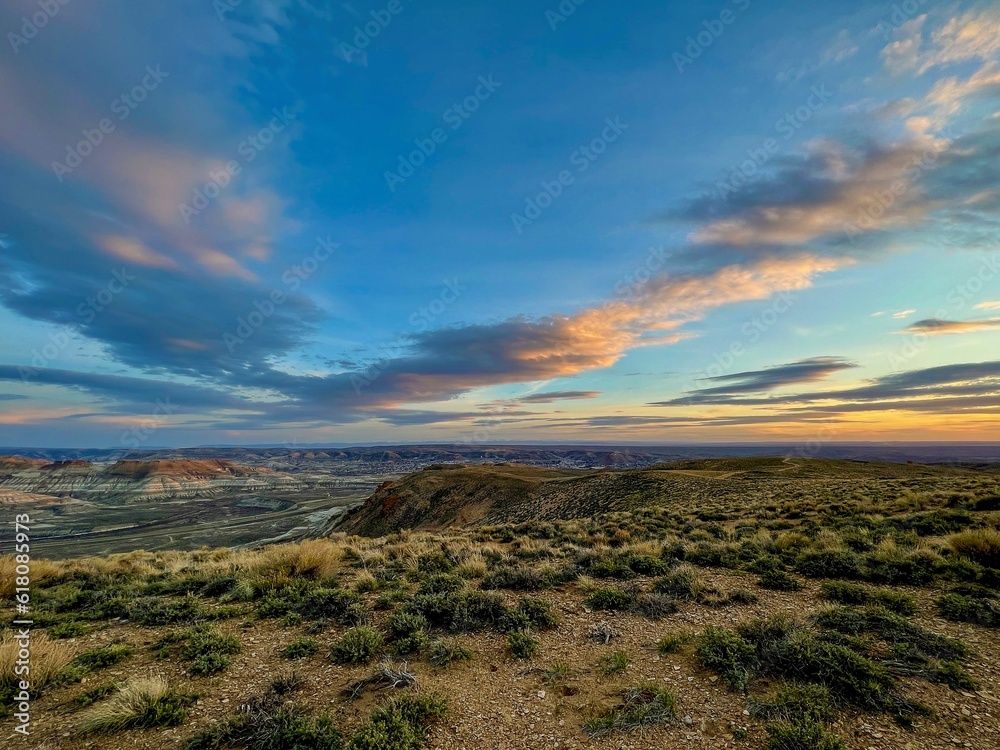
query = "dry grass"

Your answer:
(80, 677), (191, 733)
(0, 632), (74, 690)
(948, 528), (1000, 567)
